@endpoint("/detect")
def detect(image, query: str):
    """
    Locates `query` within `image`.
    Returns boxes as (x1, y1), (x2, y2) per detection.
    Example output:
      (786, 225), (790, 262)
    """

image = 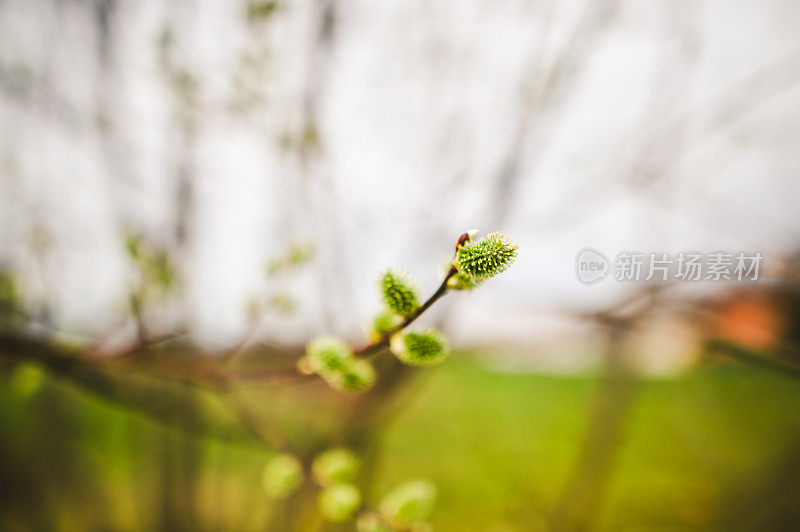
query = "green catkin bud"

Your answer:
(455, 232), (518, 281)
(440, 258), (481, 291)
(379, 269), (420, 318)
(327, 359), (376, 393)
(367, 309), (403, 342)
(312, 448), (360, 486)
(318, 483), (361, 522)
(447, 268), (481, 291)
(357, 513), (393, 532)
(303, 337), (376, 393)
(263, 453), (303, 499)
(390, 329), (450, 367)
(379, 480), (437, 526)
(304, 337), (353, 377)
